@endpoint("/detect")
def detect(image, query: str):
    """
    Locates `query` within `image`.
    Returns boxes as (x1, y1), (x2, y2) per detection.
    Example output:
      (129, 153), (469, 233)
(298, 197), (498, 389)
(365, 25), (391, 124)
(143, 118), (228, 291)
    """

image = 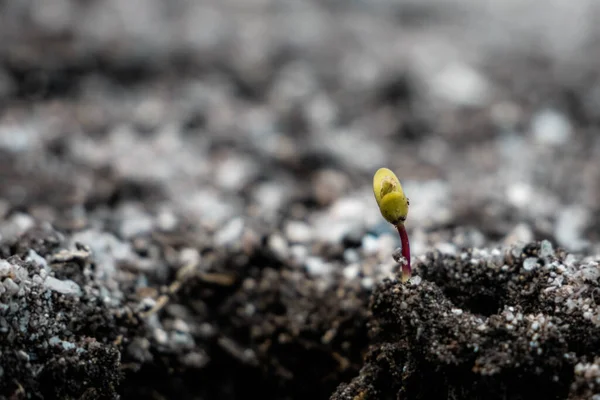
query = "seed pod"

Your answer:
(373, 167), (409, 225)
